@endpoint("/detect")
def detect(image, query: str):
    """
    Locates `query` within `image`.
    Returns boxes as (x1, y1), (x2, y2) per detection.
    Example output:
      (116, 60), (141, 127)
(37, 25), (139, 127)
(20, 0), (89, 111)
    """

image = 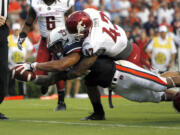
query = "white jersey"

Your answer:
(82, 8), (128, 58)
(31, 0), (74, 37)
(147, 36), (177, 72)
(112, 60), (167, 103)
